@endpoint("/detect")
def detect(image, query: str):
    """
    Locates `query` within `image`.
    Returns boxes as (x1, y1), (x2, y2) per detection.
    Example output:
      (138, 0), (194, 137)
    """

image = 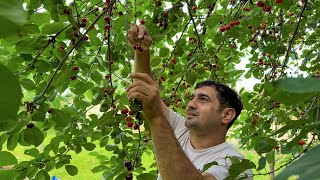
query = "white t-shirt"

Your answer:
(157, 109), (253, 180)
